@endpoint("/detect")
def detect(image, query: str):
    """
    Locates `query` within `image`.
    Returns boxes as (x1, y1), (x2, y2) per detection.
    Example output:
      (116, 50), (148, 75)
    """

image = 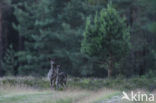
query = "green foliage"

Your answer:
(81, 3), (130, 76)
(13, 0), (55, 76)
(1, 0), (155, 77)
(13, 0), (95, 76)
(112, 0), (156, 76)
(2, 45), (17, 75)
(82, 4), (130, 59)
